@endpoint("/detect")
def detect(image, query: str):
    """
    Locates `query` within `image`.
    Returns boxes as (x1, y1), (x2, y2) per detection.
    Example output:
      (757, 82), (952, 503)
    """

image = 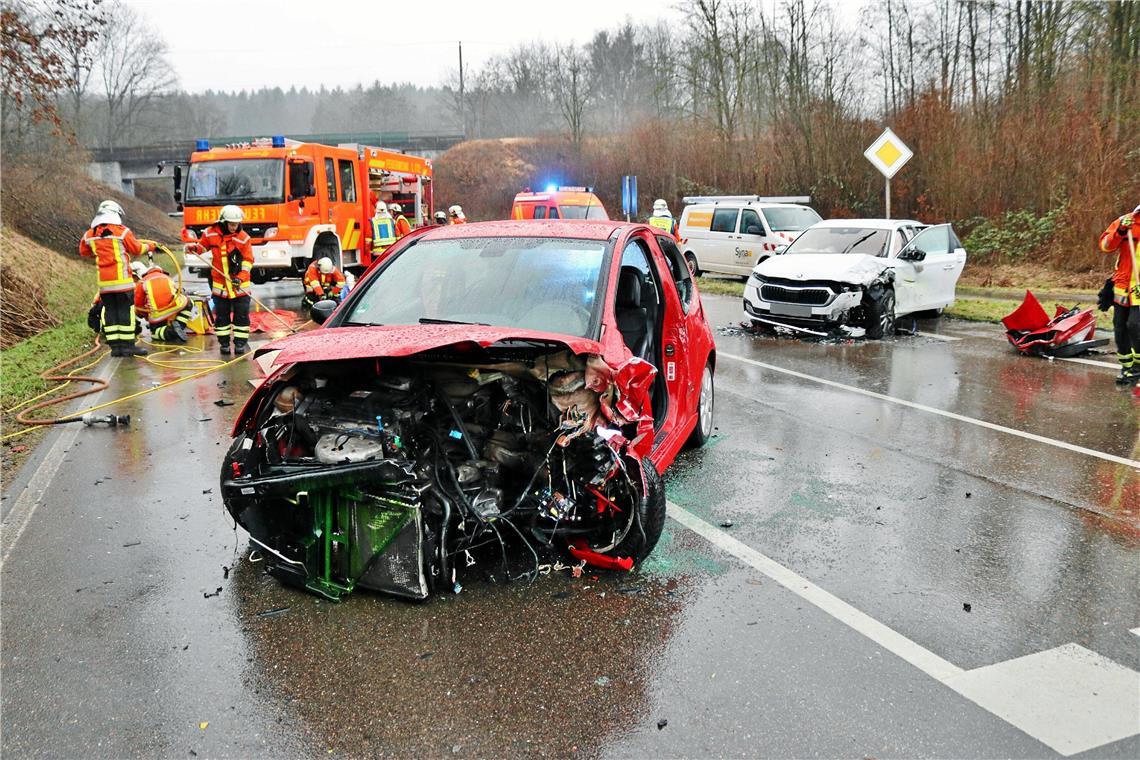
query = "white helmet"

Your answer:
(98, 200), (125, 217)
(388, 202), (402, 214)
(129, 261), (148, 279)
(448, 204), (463, 217)
(652, 198), (669, 214)
(318, 256), (334, 274)
(374, 201), (387, 216)
(218, 205), (244, 224)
